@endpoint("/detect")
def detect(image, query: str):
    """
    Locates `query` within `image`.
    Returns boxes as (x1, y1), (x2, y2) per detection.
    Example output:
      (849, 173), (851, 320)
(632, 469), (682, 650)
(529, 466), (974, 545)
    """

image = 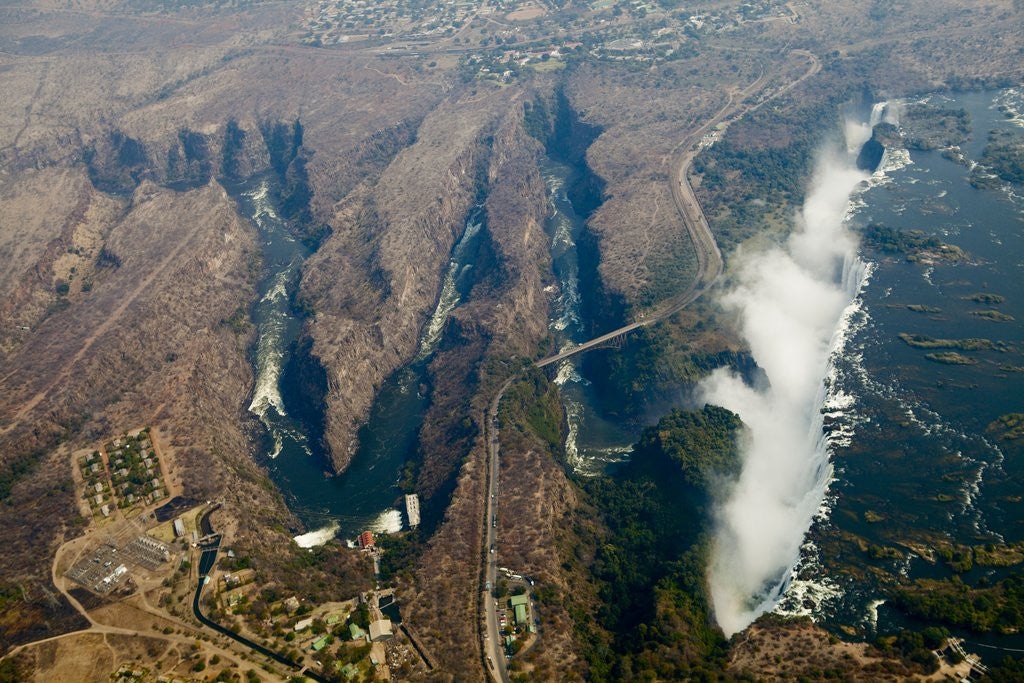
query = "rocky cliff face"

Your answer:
(414, 107), (553, 505)
(0, 39), (445, 649)
(565, 61), (764, 312)
(400, 107), (559, 679)
(299, 90), (508, 473)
